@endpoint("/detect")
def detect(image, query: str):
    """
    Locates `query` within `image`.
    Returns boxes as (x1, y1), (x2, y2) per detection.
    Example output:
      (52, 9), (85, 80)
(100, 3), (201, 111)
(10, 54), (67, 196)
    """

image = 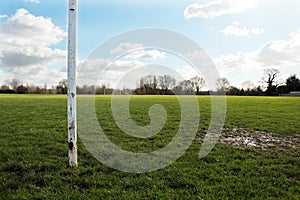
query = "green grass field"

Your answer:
(0, 95), (299, 199)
